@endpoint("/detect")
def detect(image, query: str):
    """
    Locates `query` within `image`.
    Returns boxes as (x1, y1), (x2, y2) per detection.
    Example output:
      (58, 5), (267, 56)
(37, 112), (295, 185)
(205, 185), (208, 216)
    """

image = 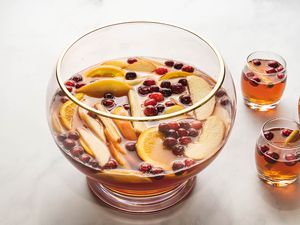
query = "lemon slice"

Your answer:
(59, 93), (84, 130)
(84, 65), (125, 78)
(285, 130), (300, 145)
(164, 105), (184, 114)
